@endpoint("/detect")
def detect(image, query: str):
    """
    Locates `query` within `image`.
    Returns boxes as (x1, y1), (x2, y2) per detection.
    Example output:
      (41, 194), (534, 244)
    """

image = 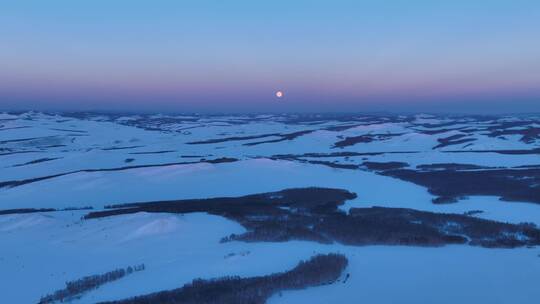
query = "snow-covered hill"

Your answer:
(1, 112), (539, 303)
